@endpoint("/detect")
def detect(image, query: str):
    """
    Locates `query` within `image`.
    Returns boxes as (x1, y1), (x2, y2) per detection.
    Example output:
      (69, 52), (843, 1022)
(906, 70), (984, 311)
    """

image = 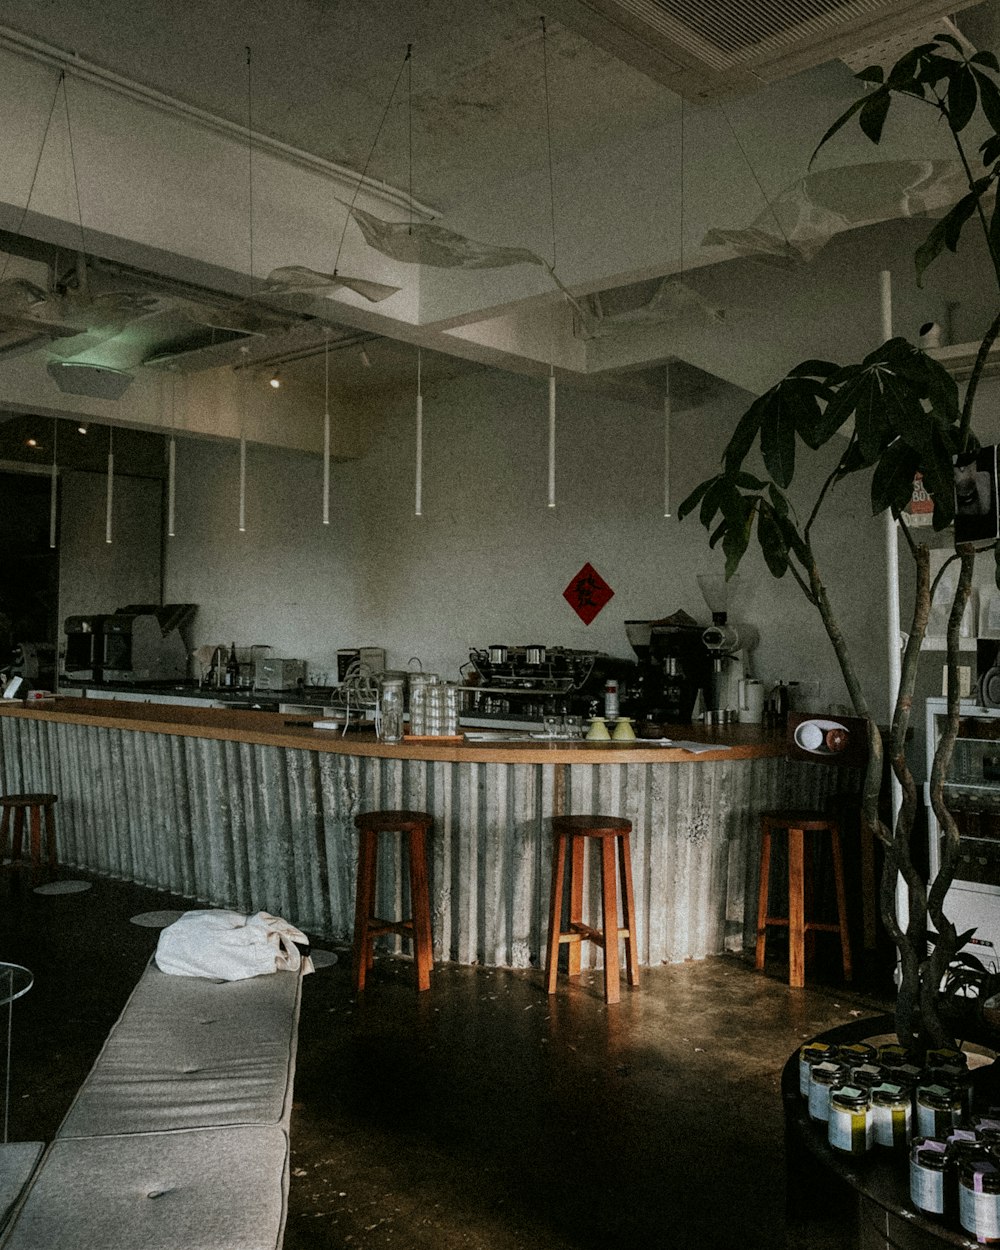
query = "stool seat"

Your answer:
(756, 808), (851, 988)
(0, 793), (58, 881)
(352, 809), (434, 993)
(545, 814), (639, 1005)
